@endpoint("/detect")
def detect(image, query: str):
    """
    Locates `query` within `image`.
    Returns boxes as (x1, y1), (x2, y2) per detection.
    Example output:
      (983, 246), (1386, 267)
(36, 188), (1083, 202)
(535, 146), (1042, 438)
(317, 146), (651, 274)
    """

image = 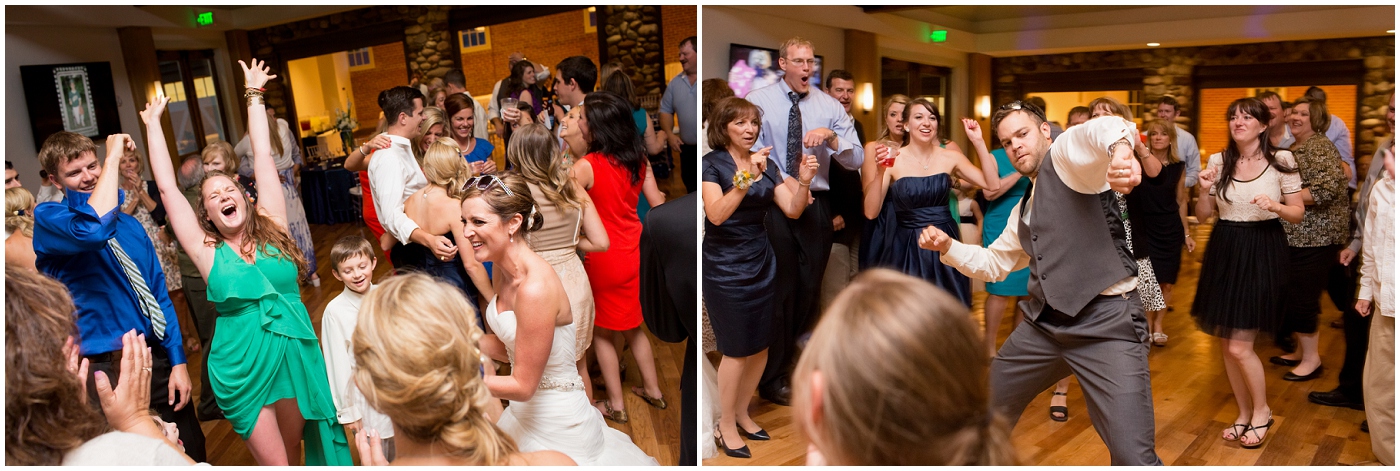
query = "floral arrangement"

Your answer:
(332, 99), (357, 134)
